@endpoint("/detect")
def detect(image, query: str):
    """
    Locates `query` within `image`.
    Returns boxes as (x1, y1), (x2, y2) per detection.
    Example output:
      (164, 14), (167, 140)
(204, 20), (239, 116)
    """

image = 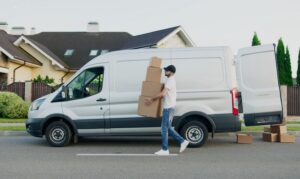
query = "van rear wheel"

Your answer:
(45, 121), (72, 147)
(180, 121), (208, 148)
